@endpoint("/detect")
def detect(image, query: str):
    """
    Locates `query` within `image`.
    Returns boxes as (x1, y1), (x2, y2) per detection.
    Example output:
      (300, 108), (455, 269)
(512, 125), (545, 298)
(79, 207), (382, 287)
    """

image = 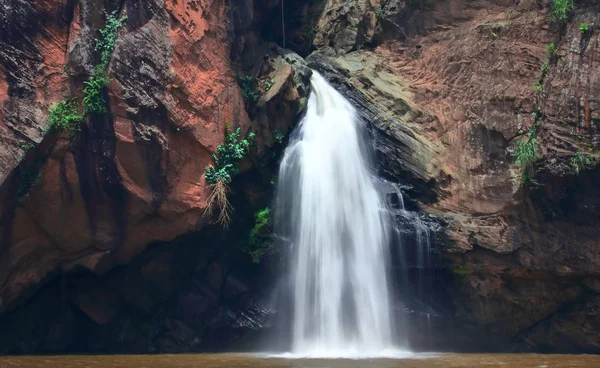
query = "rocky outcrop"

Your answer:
(0, 0), (308, 325)
(2, 0), (600, 355)
(309, 0), (600, 353)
